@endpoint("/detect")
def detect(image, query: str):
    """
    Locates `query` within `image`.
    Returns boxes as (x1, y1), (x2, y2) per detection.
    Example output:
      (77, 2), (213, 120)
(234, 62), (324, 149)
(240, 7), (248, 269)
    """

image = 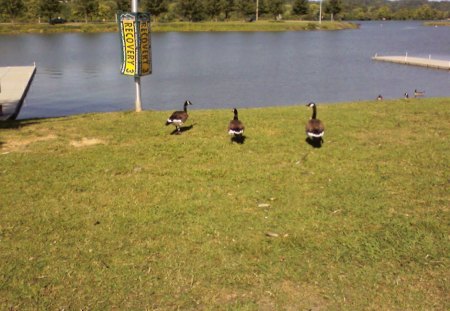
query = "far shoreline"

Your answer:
(1, 20), (448, 36)
(0, 20), (358, 35)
